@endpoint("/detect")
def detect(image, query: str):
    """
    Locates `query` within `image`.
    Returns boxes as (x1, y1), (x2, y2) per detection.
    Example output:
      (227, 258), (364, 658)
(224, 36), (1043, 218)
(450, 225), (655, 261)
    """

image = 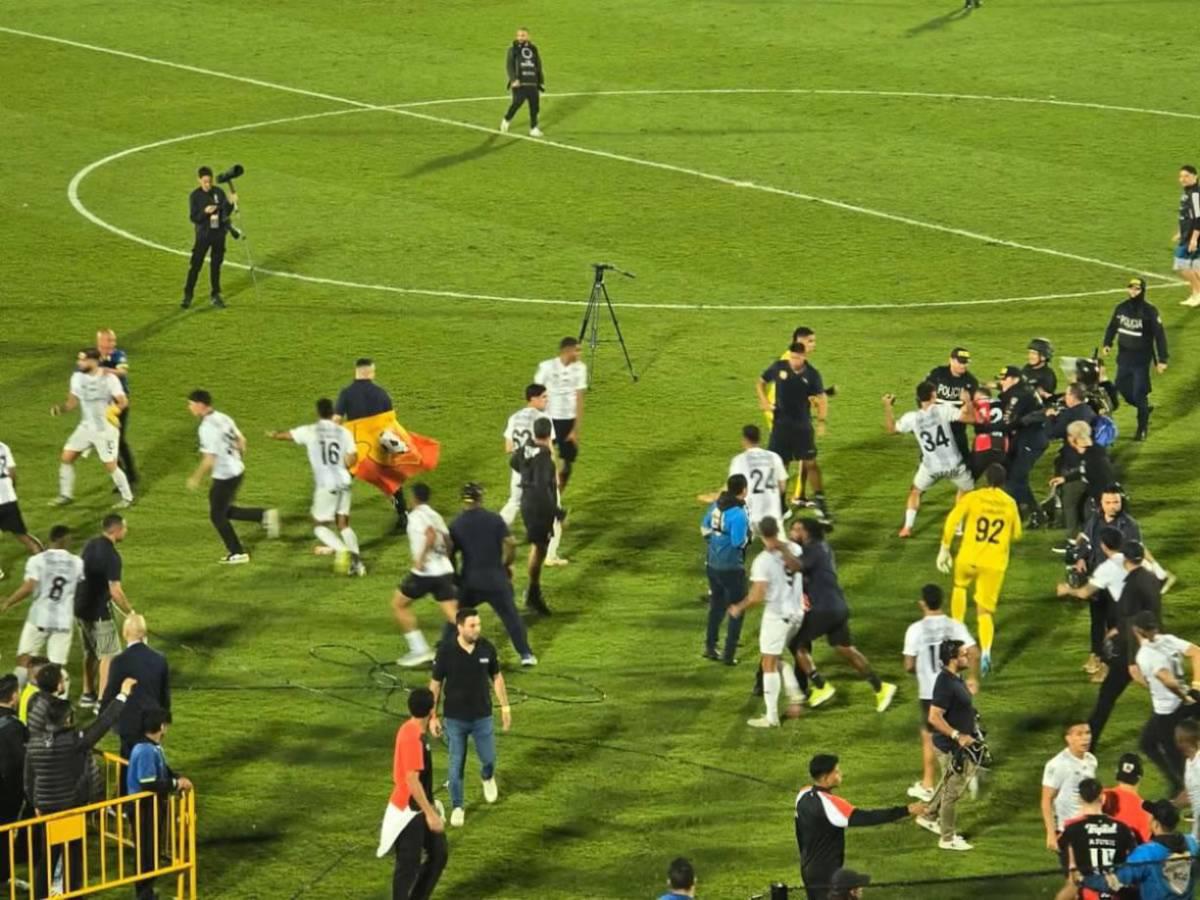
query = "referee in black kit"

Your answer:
(499, 27), (544, 137)
(181, 166), (236, 309)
